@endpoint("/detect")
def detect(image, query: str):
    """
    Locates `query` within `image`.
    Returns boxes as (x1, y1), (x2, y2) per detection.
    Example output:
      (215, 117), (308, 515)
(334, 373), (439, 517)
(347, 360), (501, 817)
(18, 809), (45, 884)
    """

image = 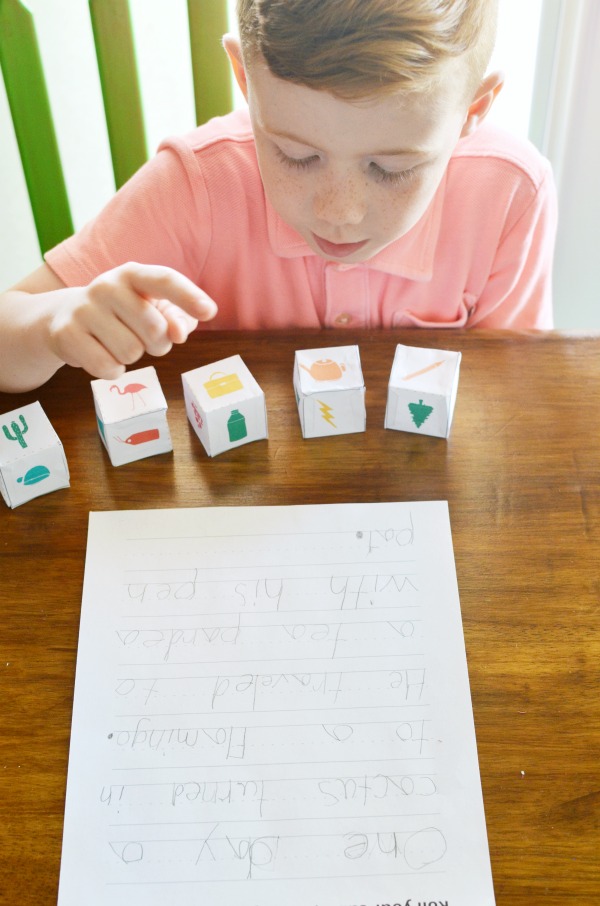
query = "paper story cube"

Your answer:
(0, 401), (70, 507)
(182, 354), (268, 457)
(91, 365), (172, 466)
(293, 345), (366, 438)
(385, 344), (462, 438)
